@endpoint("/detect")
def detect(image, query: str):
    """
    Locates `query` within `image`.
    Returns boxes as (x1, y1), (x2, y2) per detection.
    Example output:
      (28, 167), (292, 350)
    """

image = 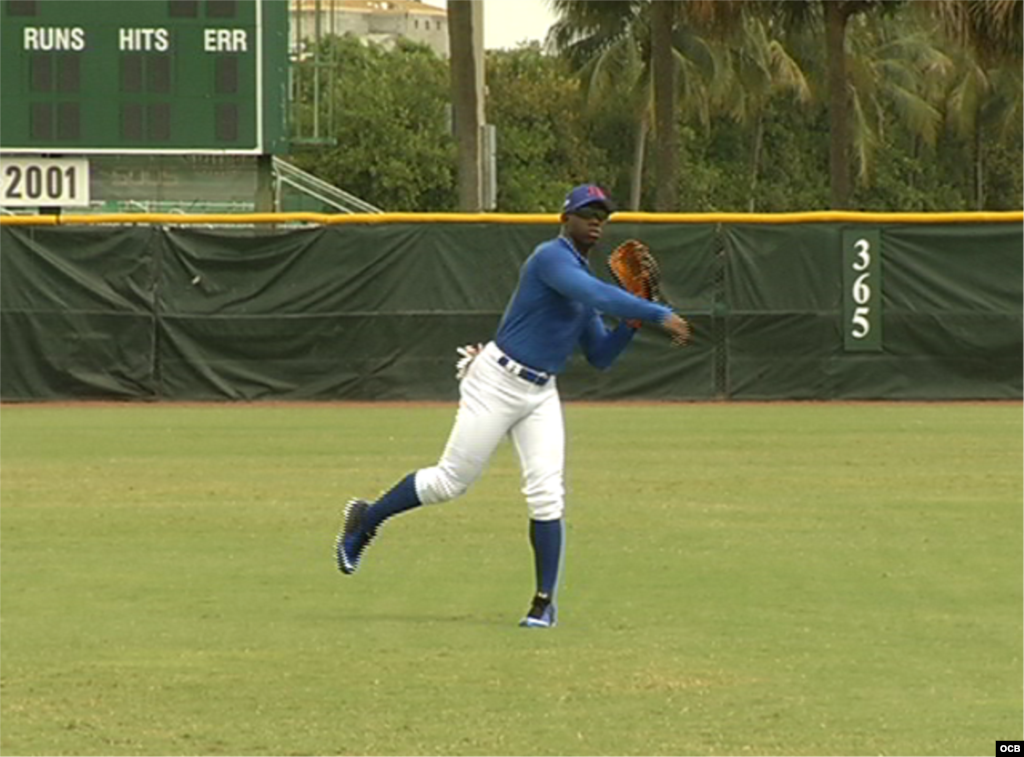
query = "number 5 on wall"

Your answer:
(843, 230), (882, 351)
